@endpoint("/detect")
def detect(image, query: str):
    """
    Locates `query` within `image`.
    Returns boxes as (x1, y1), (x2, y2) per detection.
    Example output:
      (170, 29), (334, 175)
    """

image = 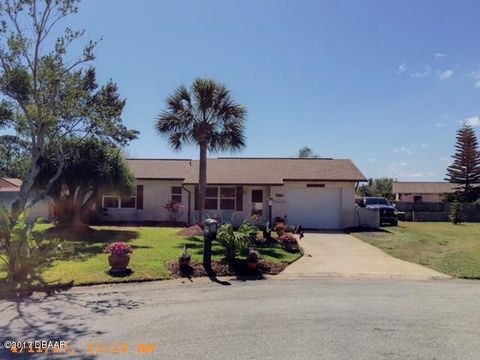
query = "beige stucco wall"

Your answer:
(0, 192), (50, 220)
(101, 180), (358, 229)
(101, 180), (189, 223)
(397, 193), (443, 202)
